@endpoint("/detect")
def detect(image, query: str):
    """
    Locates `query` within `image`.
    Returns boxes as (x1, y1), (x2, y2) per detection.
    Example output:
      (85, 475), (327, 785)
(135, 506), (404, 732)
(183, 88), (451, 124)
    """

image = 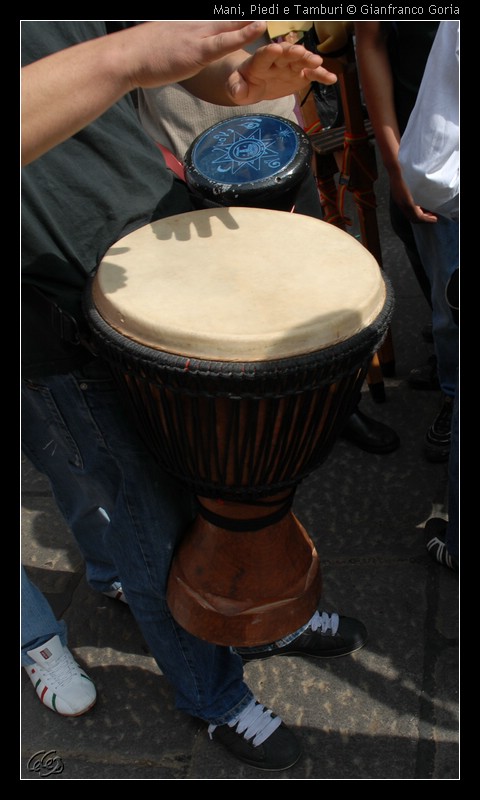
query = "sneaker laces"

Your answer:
(309, 610), (340, 636)
(208, 698), (282, 746)
(41, 650), (80, 689)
